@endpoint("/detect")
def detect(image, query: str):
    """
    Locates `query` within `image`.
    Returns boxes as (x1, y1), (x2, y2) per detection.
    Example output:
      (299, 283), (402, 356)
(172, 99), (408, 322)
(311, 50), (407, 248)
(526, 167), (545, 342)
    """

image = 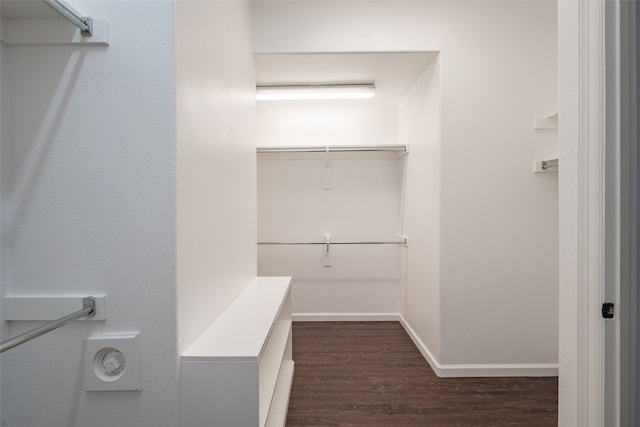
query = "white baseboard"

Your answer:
(292, 312), (402, 322)
(395, 314), (444, 376)
(436, 363), (558, 377)
(397, 315), (559, 378)
(292, 312), (558, 378)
